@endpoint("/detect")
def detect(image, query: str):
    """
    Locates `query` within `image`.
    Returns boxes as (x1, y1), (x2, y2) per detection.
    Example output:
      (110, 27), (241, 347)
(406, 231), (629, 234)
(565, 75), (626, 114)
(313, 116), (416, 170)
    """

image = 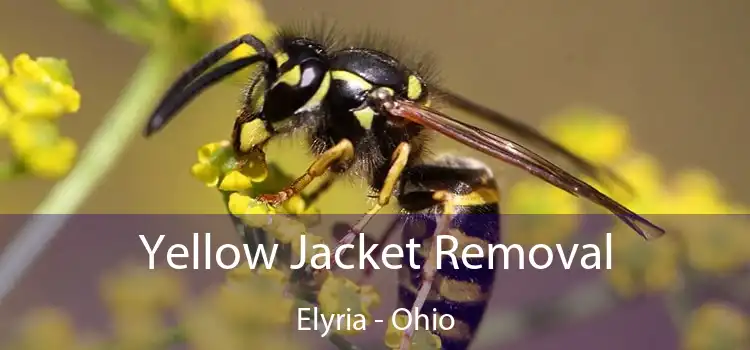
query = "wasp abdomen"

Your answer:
(396, 156), (500, 350)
